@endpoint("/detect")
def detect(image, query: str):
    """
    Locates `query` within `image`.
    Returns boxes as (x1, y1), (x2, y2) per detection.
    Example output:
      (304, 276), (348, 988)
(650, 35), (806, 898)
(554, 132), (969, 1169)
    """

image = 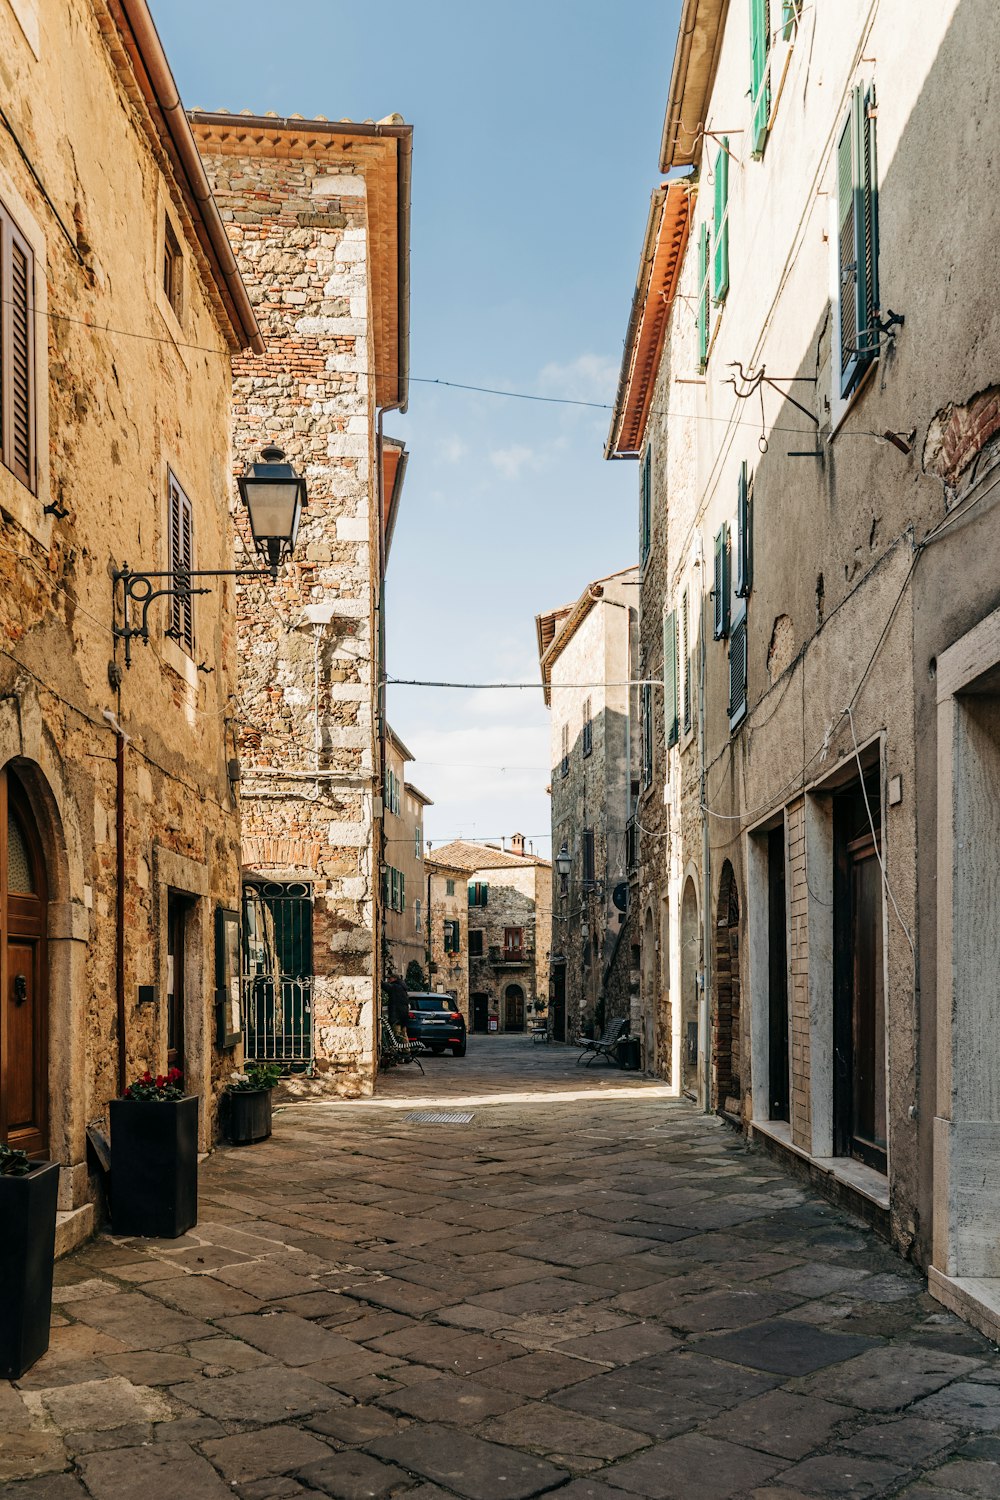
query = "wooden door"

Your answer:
(1, 771), (48, 1157)
(504, 986), (525, 1032)
(472, 994), (489, 1034)
(166, 894), (187, 1072)
(552, 964), (566, 1042)
(833, 782), (886, 1173)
